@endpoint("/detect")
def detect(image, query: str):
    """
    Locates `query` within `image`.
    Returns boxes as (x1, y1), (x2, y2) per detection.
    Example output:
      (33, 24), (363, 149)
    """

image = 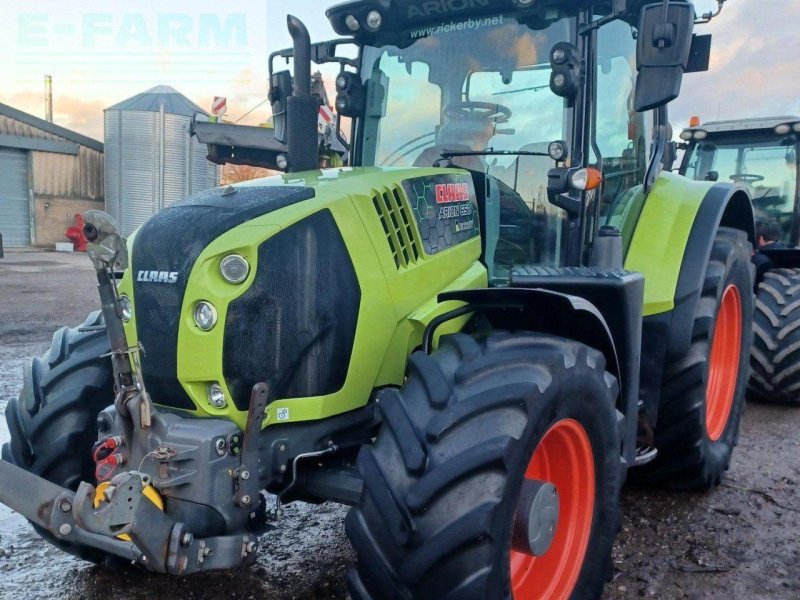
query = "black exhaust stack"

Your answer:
(286, 15), (319, 173)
